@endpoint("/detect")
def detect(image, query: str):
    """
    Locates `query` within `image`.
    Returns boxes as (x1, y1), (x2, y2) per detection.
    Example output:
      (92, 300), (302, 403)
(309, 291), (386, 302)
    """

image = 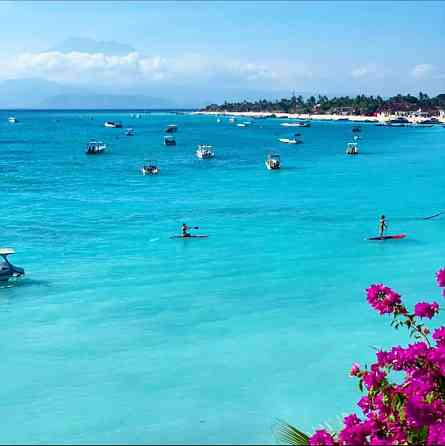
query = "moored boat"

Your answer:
(165, 124), (178, 133)
(125, 128), (135, 136)
(104, 121), (122, 128)
(282, 120), (310, 127)
(8, 116), (18, 123)
(141, 160), (160, 175)
(0, 248), (24, 282)
(278, 136), (302, 144)
(346, 142), (359, 155)
(265, 153), (281, 170)
(164, 135), (176, 146)
(86, 140), (107, 155)
(196, 145), (214, 159)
